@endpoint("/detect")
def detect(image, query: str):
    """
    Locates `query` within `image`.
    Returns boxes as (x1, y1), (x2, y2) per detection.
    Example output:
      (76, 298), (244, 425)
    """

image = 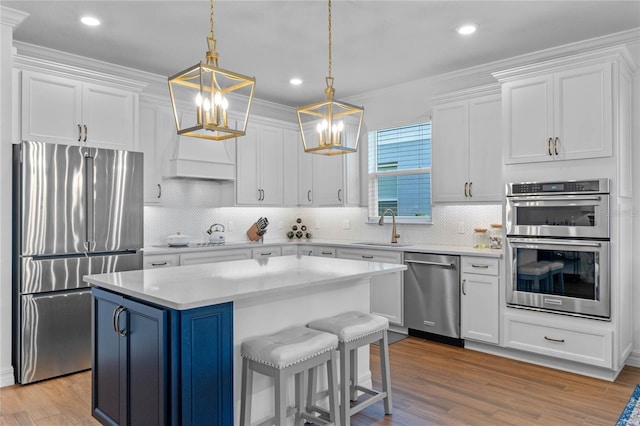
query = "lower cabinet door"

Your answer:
(92, 288), (168, 426)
